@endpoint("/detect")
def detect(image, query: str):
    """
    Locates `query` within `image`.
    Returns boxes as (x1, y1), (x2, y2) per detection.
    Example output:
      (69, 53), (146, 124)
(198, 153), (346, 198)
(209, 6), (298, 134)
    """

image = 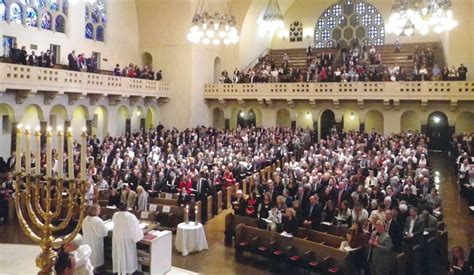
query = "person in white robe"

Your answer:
(112, 201), (144, 275)
(62, 234), (94, 275)
(82, 205), (108, 269)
